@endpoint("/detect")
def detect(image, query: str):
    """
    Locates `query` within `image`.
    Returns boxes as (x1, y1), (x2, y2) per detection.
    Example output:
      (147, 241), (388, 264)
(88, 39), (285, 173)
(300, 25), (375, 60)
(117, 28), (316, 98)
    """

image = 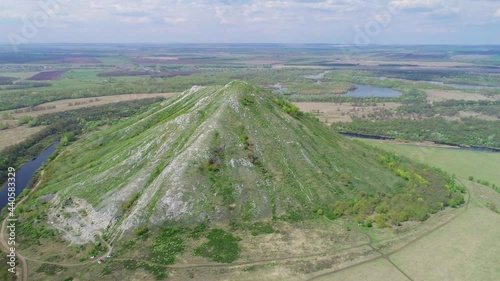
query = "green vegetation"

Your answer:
(19, 82), (461, 241)
(1, 44), (498, 281)
(0, 97), (164, 185)
(285, 71), (500, 149)
(0, 256), (13, 281)
(361, 140), (500, 186)
(0, 70), (315, 110)
(246, 222), (275, 236)
(0, 122), (9, 130)
(122, 259), (168, 280)
(194, 229), (241, 263)
(189, 223), (207, 239)
(399, 100), (500, 119)
(274, 98), (303, 118)
(334, 117), (500, 148)
(150, 228), (186, 265)
(89, 240), (106, 257)
(471, 177), (500, 193)
(36, 264), (66, 276)
(121, 193), (141, 213)
(135, 225), (149, 237)
(321, 151), (465, 226)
